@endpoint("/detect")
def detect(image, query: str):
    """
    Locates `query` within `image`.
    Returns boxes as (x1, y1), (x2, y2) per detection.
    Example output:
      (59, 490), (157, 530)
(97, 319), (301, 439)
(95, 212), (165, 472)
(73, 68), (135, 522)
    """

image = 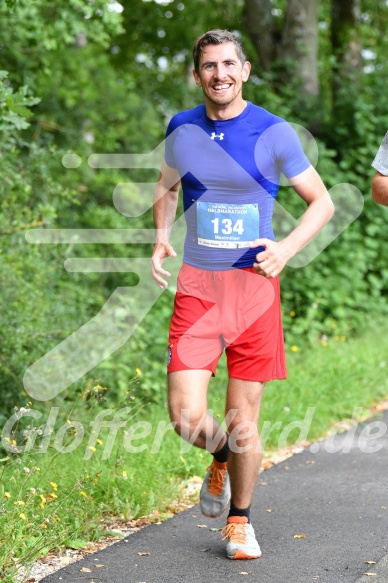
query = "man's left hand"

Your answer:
(250, 238), (291, 278)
